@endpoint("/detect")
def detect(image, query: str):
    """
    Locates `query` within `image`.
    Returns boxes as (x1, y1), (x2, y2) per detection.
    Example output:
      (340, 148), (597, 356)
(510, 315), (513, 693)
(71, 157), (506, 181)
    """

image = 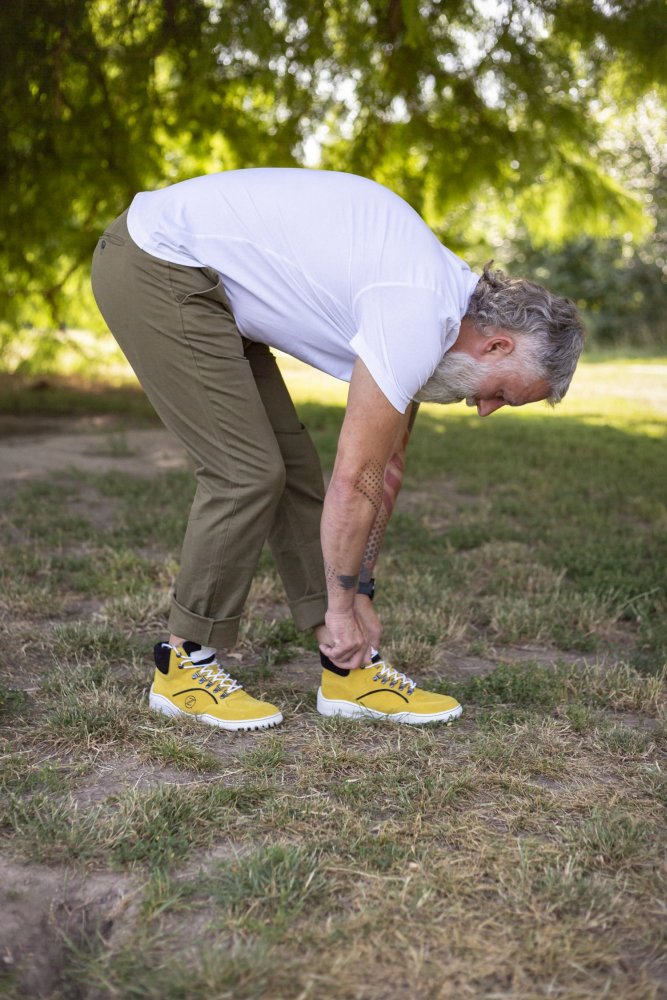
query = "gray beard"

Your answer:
(413, 351), (490, 405)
